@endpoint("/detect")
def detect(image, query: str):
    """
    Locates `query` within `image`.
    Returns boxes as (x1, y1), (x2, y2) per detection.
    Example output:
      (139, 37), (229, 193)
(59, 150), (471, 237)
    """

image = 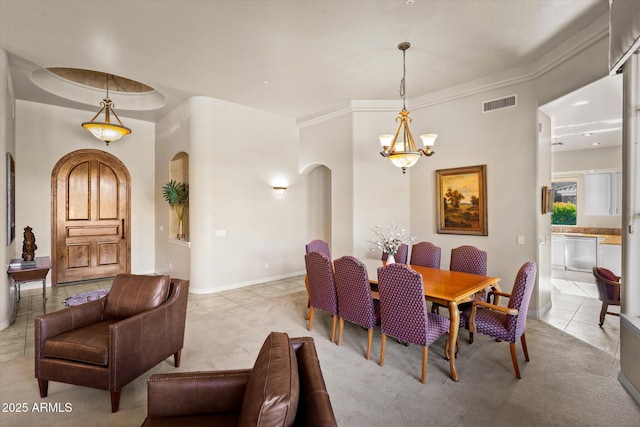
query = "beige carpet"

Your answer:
(1, 289), (638, 427)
